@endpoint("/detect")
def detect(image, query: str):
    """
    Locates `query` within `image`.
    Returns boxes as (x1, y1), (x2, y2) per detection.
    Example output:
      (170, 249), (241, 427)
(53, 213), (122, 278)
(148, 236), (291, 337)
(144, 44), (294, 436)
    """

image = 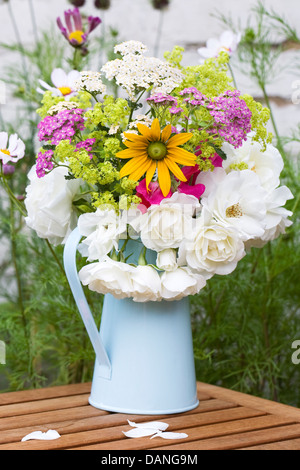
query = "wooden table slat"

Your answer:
(153, 424), (300, 451)
(1, 381), (300, 450)
(66, 415), (296, 451)
(0, 405), (265, 447)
